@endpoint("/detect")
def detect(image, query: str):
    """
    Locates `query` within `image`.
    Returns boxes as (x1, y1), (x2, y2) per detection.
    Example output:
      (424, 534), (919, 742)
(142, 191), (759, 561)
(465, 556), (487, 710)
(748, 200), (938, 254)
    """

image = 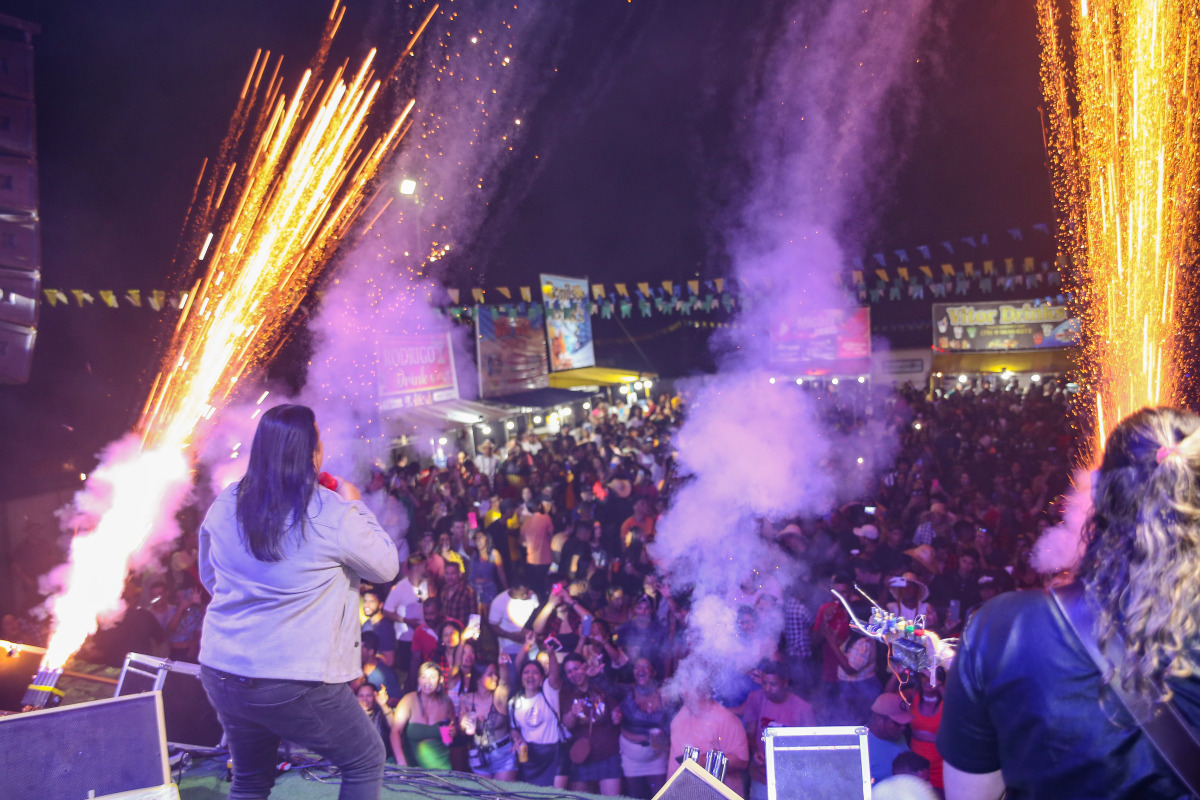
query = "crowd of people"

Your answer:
(3, 376), (1087, 798)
